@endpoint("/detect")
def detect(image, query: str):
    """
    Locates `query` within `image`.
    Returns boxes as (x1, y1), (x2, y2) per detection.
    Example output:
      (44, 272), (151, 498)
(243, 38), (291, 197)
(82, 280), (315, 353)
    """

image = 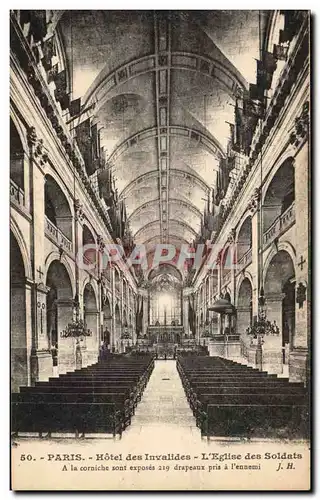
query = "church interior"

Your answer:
(10, 10), (310, 440)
